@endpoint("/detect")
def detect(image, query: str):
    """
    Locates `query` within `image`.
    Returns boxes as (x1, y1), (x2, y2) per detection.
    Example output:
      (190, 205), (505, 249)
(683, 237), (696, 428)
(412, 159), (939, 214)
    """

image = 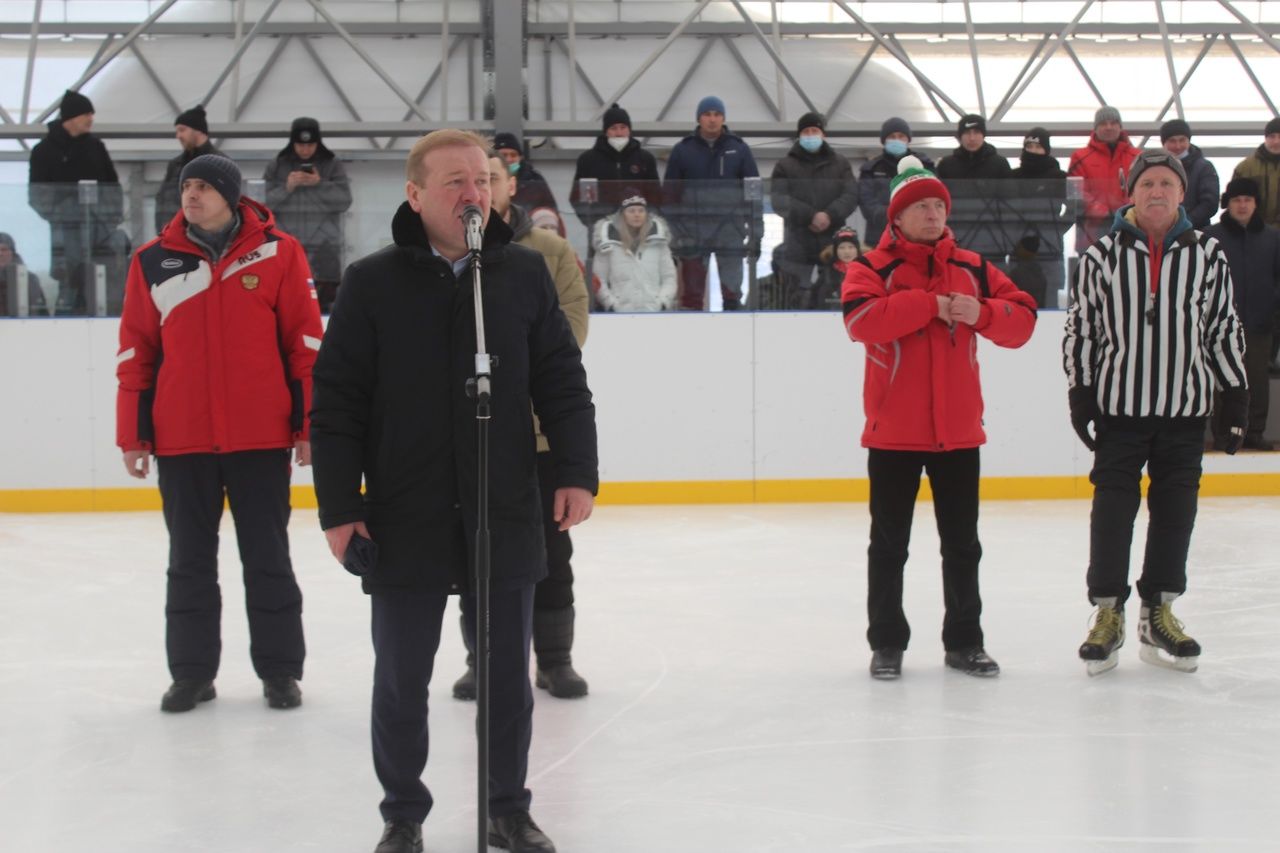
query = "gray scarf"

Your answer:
(187, 212), (242, 263)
